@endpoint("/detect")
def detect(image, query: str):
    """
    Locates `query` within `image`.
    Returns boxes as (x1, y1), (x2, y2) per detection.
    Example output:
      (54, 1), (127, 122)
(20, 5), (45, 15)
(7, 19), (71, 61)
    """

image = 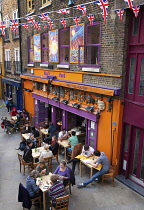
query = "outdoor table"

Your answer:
(40, 128), (49, 137)
(76, 155), (102, 183)
(58, 139), (70, 161)
(36, 172), (52, 210)
(32, 146), (44, 162)
(21, 133), (30, 141)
